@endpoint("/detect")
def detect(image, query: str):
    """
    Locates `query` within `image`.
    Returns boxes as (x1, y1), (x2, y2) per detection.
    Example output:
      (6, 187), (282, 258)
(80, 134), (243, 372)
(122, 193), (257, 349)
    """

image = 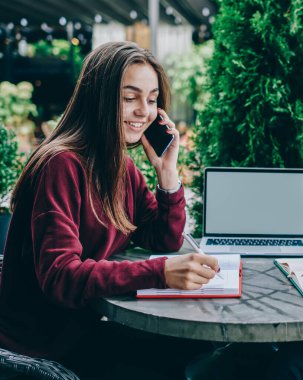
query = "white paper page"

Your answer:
(150, 254), (240, 271)
(139, 254), (240, 295)
(210, 254), (241, 270)
(293, 270), (303, 290)
(276, 258), (303, 274)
